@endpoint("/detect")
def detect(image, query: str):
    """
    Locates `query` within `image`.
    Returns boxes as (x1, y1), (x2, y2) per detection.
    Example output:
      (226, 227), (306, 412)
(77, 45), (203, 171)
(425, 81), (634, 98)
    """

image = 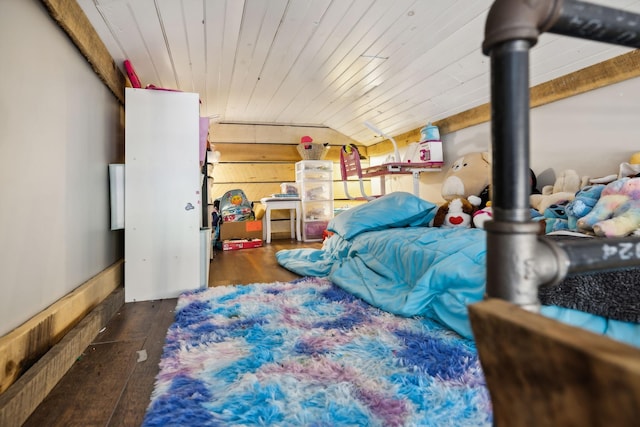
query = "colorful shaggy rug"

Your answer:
(142, 277), (492, 426)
